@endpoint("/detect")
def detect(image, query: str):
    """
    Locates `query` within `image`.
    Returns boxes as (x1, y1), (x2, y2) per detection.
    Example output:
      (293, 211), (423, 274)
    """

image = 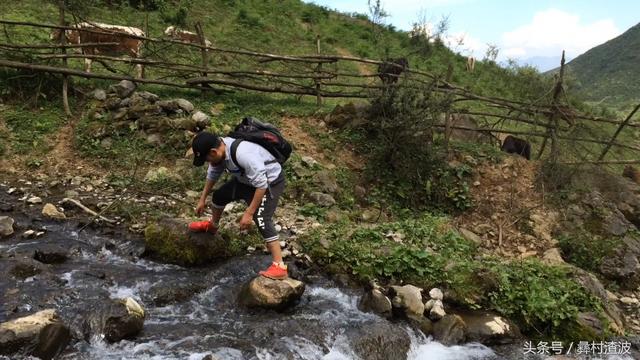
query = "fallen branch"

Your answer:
(61, 197), (116, 224)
